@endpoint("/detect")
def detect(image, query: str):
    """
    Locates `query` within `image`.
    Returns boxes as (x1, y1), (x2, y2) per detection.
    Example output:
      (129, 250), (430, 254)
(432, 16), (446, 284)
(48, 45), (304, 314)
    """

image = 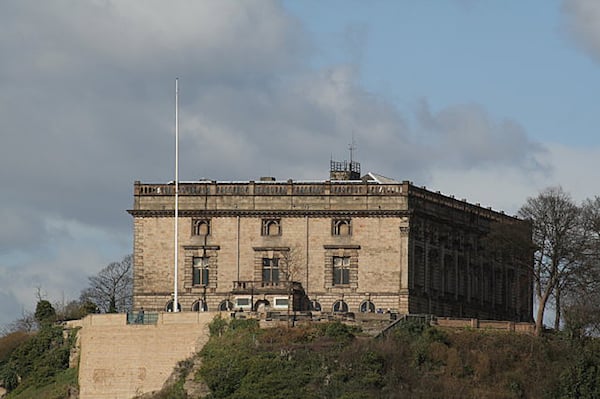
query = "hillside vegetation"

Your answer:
(2, 317), (600, 398)
(148, 317), (600, 399)
(0, 325), (78, 399)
